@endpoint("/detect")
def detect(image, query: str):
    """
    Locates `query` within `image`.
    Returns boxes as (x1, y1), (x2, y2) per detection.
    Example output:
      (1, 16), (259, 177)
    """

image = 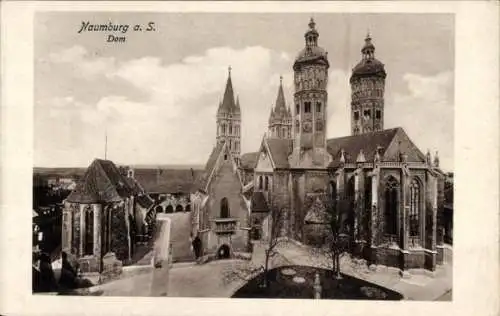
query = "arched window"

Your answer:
(264, 176), (269, 191)
(384, 176), (399, 236)
(220, 197), (230, 218)
(305, 102), (311, 113)
(222, 124), (226, 134)
(258, 176), (263, 190)
(345, 177), (356, 234)
(316, 102), (322, 113)
(409, 179), (421, 237)
(296, 103), (300, 114)
(329, 181), (337, 201)
(229, 124), (233, 135)
(84, 207), (94, 255)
